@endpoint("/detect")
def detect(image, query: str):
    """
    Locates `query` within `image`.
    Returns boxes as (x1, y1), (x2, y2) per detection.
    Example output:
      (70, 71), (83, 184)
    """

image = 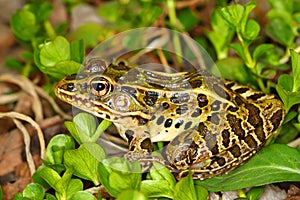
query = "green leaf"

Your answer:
(149, 162), (176, 189)
(230, 43), (246, 61)
(5, 58), (23, 71)
(98, 158), (142, 197)
(116, 190), (147, 200)
(55, 169), (73, 198)
(253, 44), (275, 62)
(177, 8), (199, 31)
(278, 74), (293, 91)
(70, 40), (85, 64)
(291, 50), (300, 92)
(266, 18), (295, 47)
(36, 166), (61, 192)
(39, 36), (70, 67)
(174, 173), (197, 200)
(65, 113), (111, 144)
(22, 183), (44, 200)
(0, 186), (2, 200)
(246, 187), (264, 200)
(45, 193), (57, 200)
(13, 193), (23, 200)
(215, 57), (255, 84)
(73, 113), (97, 138)
(92, 120), (112, 142)
(276, 74), (300, 112)
(46, 134), (75, 165)
(240, 2), (257, 34)
(65, 179), (83, 200)
(72, 191), (97, 200)
(195, 185), (208, 200)
(69, 23), (102, 47)
(206, 10), (234, 59)
(244, 19), (260, 41)
(97, 1), (120, 22)
(64, 143), (105, 185)
(140, 180), (174, 198)
(35, 36), (82, 79)
(276, 122), (299, 144)
(217, 3), (245, 28)
(108, 163), (142, 191)
(196, 144), (300, 192)
(65, 113), (96, 144)
(268, 0), (294, 13)
(26, 3), (53, 24)
(11, 9), (39, 41)
(98, 162), (119, 197)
